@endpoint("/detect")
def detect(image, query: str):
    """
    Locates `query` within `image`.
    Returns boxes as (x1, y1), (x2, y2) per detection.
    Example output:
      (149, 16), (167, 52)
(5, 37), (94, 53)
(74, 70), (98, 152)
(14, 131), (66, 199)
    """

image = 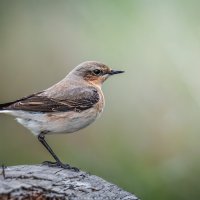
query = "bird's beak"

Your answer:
(109, 70), (125, 75)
